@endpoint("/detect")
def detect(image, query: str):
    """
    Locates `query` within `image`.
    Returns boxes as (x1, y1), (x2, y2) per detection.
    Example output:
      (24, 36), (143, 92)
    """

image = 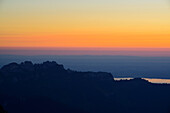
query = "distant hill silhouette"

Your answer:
(0, 61), (170, 113)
